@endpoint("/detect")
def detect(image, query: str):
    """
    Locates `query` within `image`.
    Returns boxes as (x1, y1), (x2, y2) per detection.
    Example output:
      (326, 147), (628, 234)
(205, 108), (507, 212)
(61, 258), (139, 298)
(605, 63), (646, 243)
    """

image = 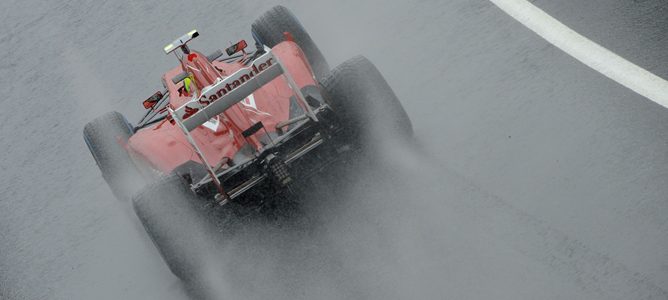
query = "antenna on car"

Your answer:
(163, 29), (199, 59)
